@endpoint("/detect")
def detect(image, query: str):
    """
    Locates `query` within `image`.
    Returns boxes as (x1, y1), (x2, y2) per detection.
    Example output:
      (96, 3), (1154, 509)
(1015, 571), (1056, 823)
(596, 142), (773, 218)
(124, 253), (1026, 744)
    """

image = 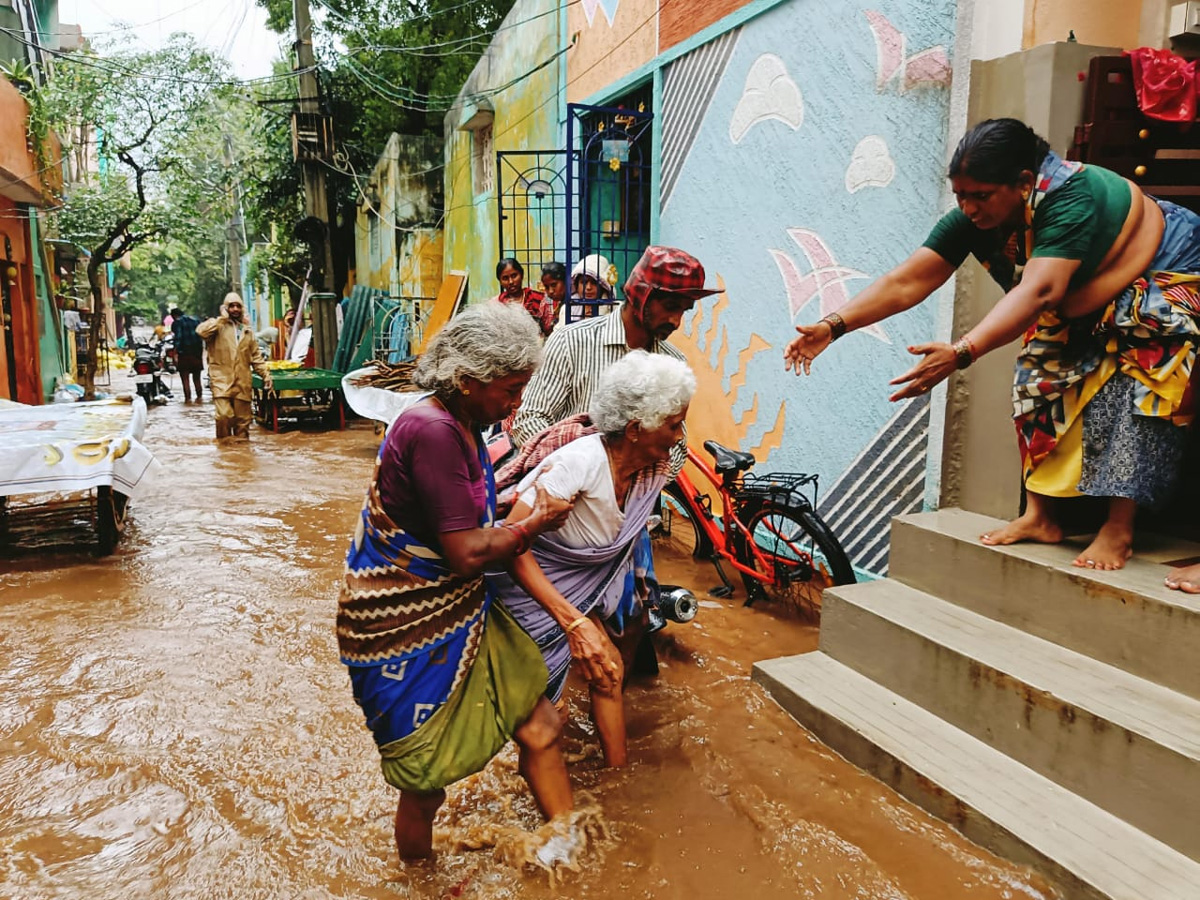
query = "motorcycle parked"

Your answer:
(131, 340), (172, 405)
